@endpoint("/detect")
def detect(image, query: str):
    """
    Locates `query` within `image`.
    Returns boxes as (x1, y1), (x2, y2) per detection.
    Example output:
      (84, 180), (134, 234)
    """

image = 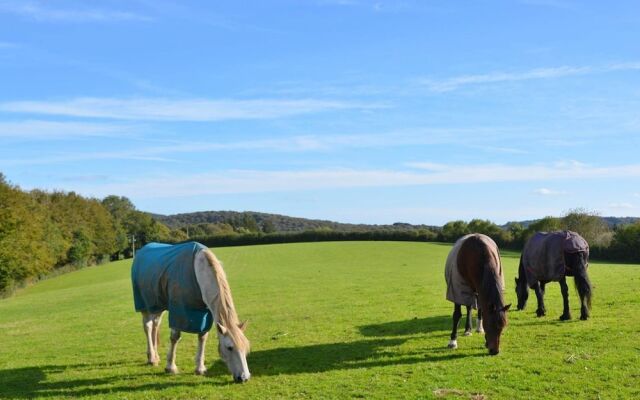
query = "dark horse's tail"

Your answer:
(573, 255), (592, 311)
